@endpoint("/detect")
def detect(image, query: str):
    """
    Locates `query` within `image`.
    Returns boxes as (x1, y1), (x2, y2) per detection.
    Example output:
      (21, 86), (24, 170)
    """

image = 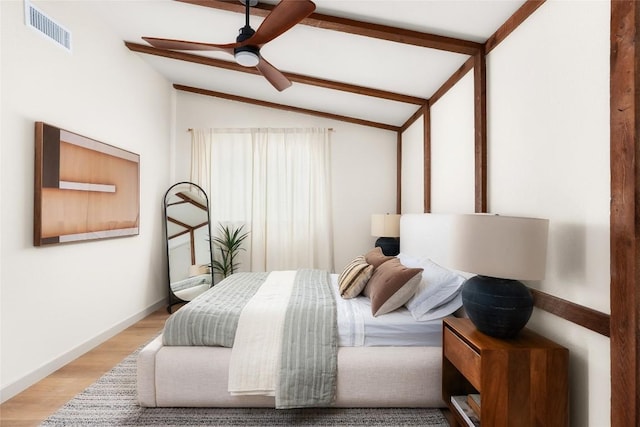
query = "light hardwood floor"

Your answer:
(0, 307), (170, 427)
